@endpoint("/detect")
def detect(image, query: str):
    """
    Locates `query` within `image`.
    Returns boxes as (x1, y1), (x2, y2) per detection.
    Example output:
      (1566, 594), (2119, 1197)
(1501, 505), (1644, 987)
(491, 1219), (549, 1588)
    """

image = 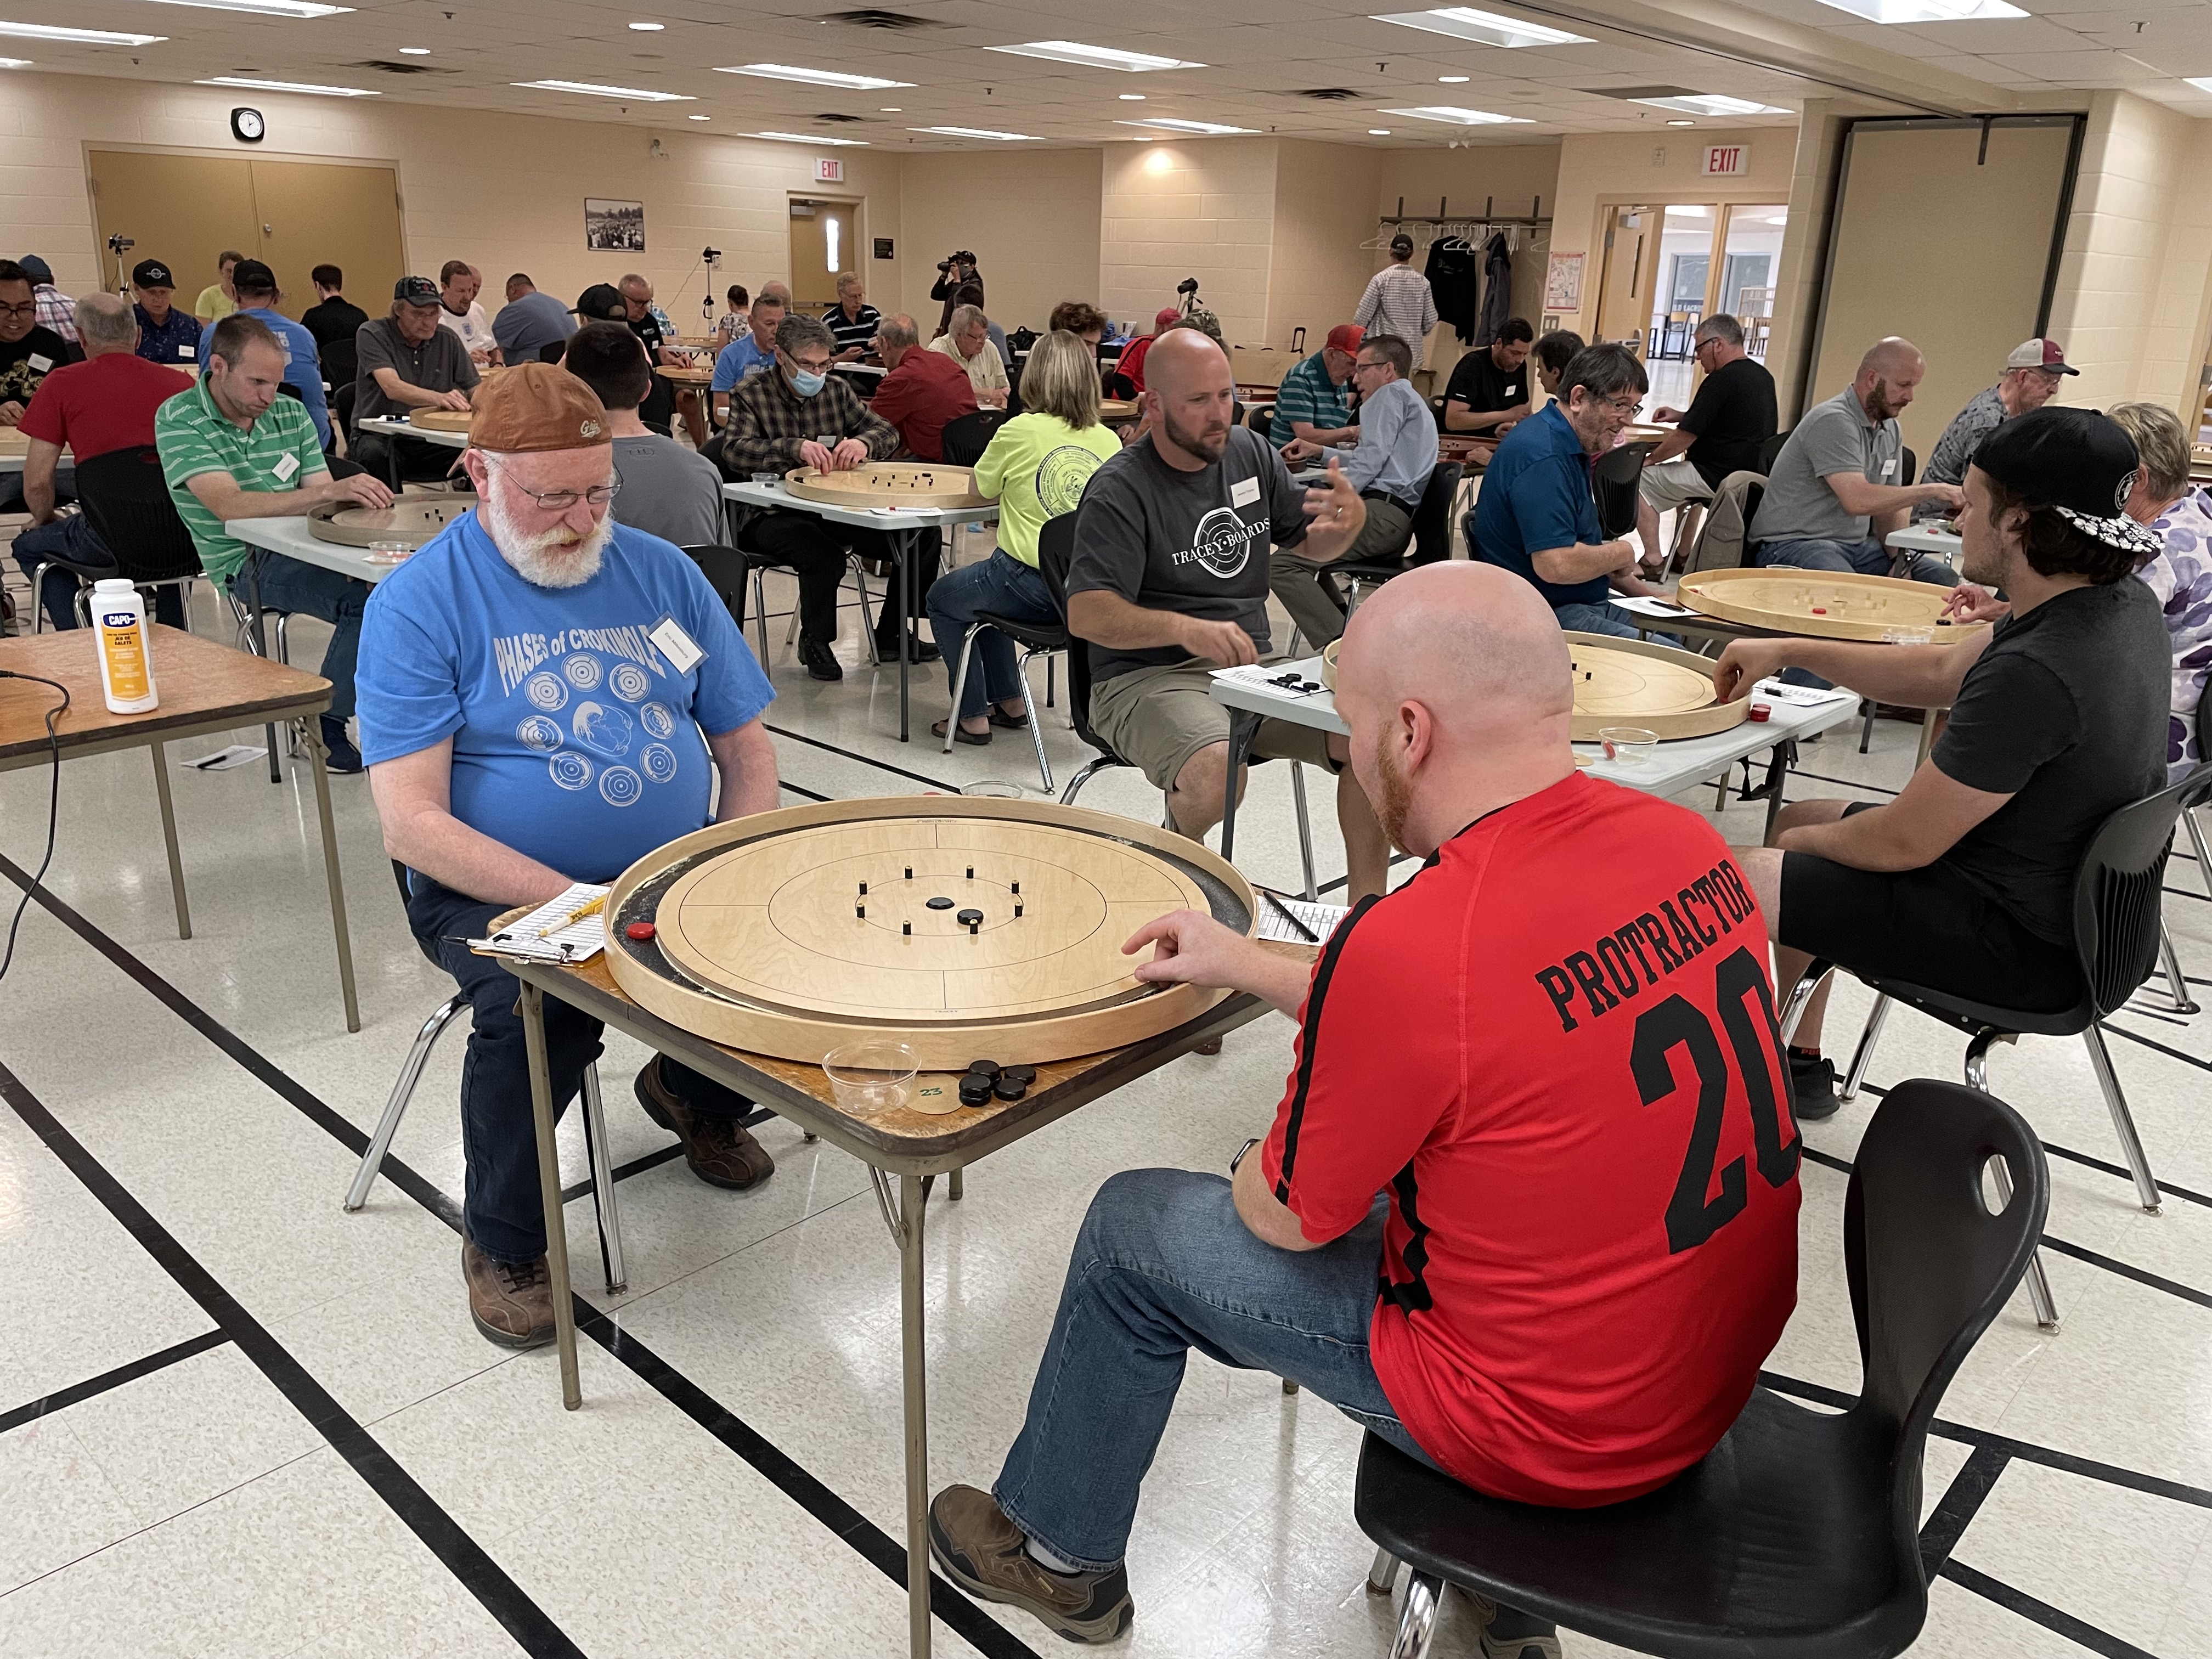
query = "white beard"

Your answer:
(482, 488), (612, 589)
